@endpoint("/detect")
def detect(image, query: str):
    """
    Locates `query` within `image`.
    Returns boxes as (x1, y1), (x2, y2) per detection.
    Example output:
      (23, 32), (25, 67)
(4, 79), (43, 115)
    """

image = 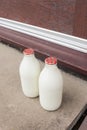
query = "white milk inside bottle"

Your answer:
(39, 57), (63, 111)
(19, 48), (41, 97)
